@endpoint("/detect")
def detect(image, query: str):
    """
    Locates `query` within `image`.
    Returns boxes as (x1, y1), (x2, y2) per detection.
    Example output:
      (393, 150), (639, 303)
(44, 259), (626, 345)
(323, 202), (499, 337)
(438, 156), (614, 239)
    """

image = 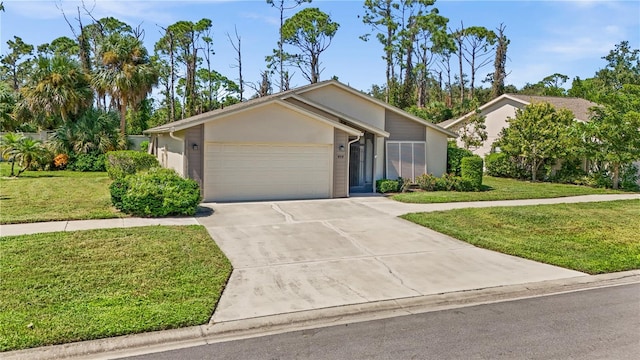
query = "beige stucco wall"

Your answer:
(156, 132), (185, 177)
(299, 86), (386, 130)
(426, 127), (448, 177)
(204, 103), (334, 144)
(454, 99), (521, 157)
